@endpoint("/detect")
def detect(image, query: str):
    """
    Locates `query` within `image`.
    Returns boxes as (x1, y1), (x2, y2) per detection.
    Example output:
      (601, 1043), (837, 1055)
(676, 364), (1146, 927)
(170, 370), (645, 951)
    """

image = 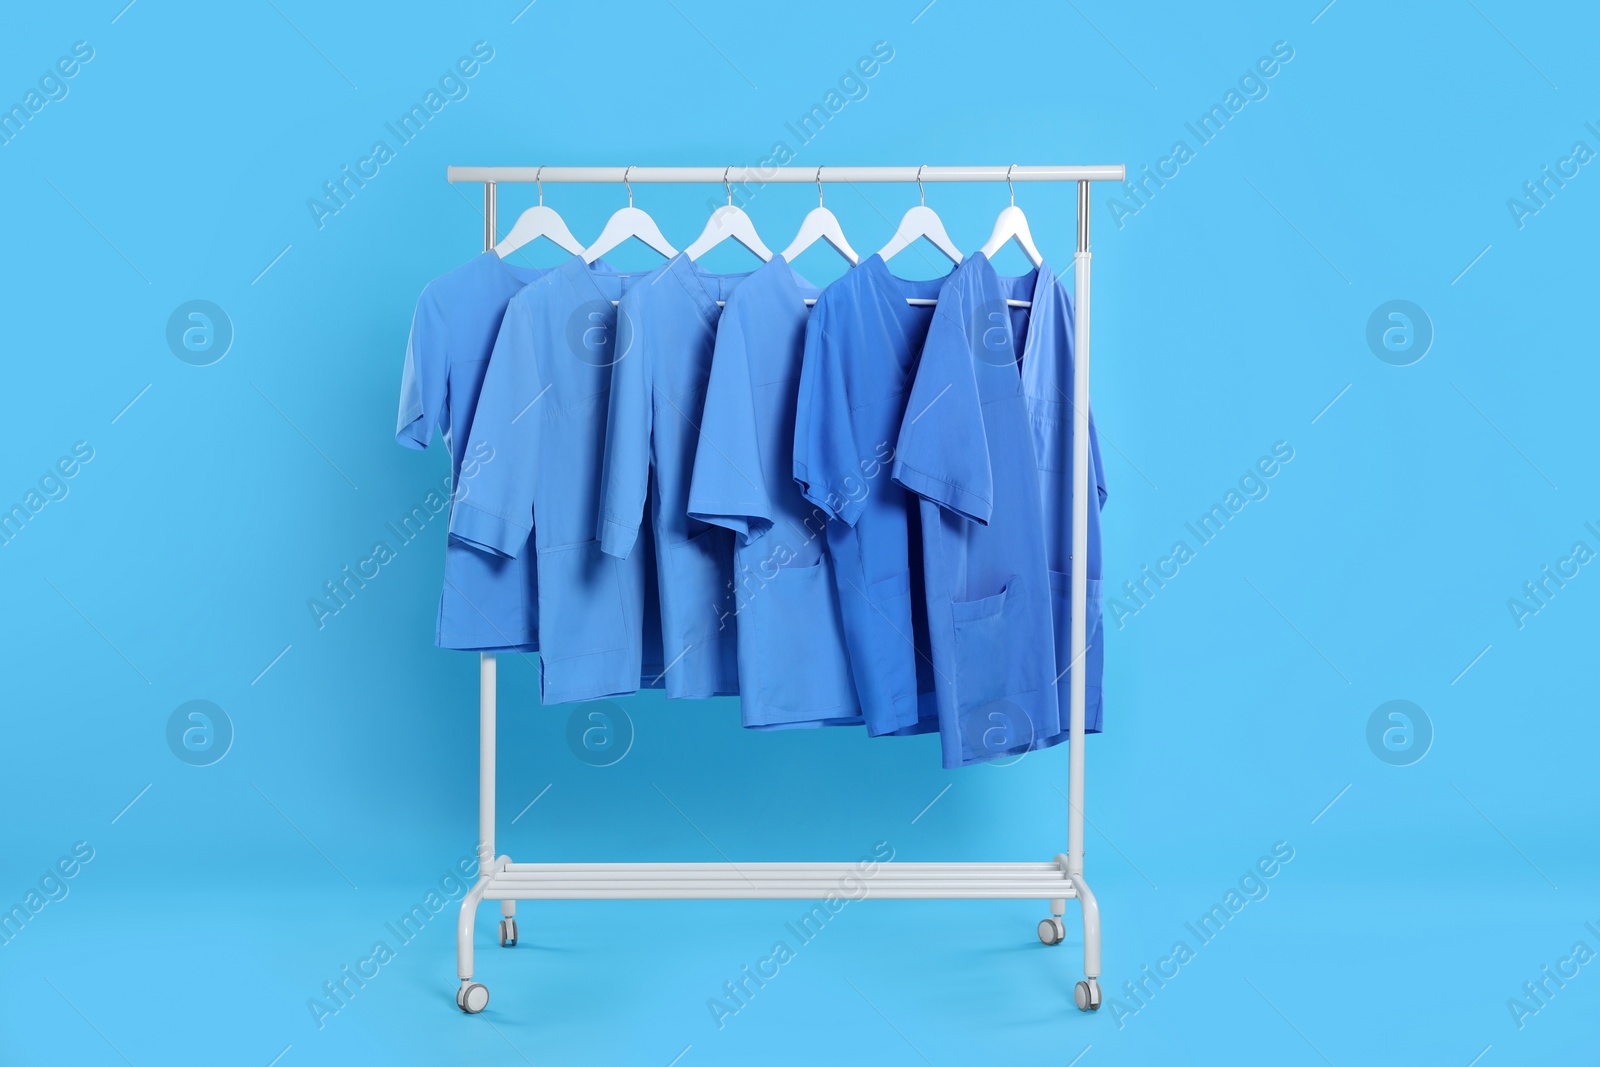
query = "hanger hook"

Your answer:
(917, 164), (926, 207)
(535, 165), (544, 207)
(816, 166), (825, 207)
(623, 166), (634, 207)
(1006, 164), (1016, 207)
(724, 165), (733, 207)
